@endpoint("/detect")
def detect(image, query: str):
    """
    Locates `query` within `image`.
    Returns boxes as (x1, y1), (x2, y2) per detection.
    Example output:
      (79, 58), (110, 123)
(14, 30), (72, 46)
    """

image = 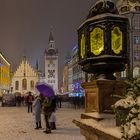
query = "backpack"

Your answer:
(28, 95), (33, 103)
